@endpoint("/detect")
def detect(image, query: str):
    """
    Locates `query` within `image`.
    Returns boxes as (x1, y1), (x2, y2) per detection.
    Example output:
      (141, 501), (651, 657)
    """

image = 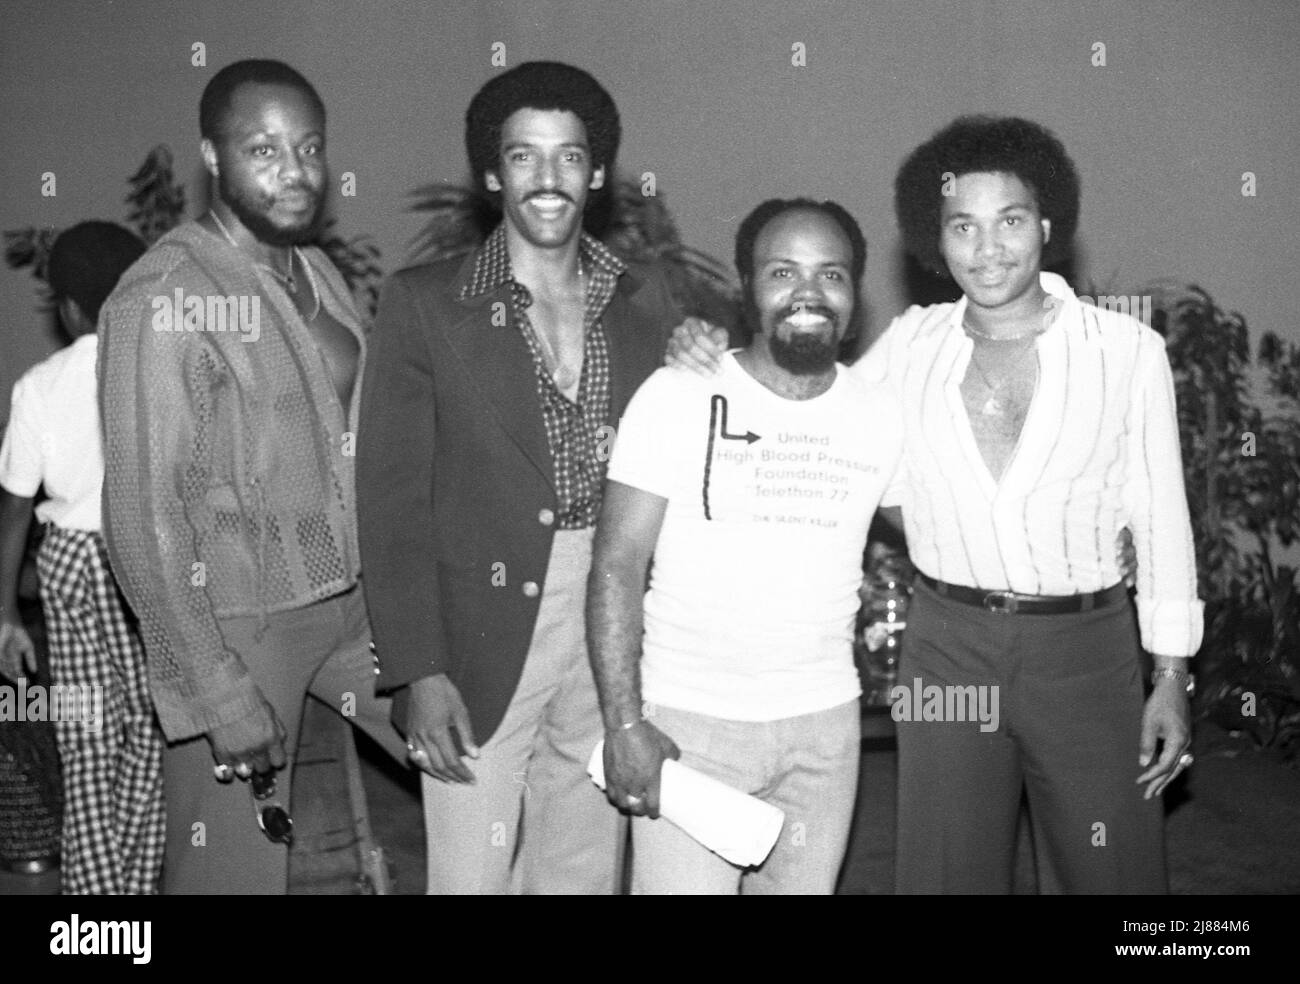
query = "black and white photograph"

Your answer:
(1, 0), (1296, 945)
